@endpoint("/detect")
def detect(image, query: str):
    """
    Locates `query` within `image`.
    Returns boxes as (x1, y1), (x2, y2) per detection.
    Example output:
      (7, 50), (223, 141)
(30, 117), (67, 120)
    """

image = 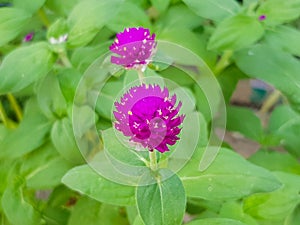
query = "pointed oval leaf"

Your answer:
(1, 186), (41, 225)
(183, 0), (240, 22)
(67, 0), (123, 47)
(0, 7), (31, 46)
(62, 165), (136, 206)
(136, 169), (186, 225)
(264, 25), (300, 57)
(208, 14), (264, 51)
(257, 0), (300, 26)
(0, 42), (55, 94)
(51, 117), (84, 164)
(179, 147), (282, 201)
(234, 44), (300, 112)
(13, 0), (46, 14)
